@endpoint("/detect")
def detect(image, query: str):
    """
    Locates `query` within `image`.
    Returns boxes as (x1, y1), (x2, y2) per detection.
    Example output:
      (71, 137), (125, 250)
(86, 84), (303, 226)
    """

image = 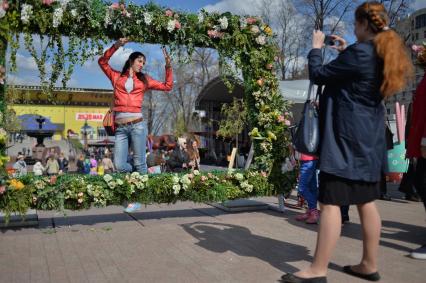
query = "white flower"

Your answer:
(141, 174), (149, 183)
(167, 19), (176, 32)
(255, 35), (266, 45)
(104, 8), (112, 27)
(70, 9), (77, 17)
(239, 17), (247, 29)
(198, 12), (204, 23)
(116, 179), (124, 186)
(108, 181), (116, 189)
(172, 175), (180, 184)
(144, 12), (153, 25)
(103, 174), (113, 183)
(235, 173), (244, 181)
(131, 172), (140, 178)
(181, 175), (191, 186)
(53, 7), (63, 28)
(0, 7), (5, 19)
(173, 184), (181, 195)
(219, 16), (228, 30)
(60, 0), (70, 9)
(193, 170), (200, 176)
(21, 4), (33, 24)
(250, 25), (260, 34)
